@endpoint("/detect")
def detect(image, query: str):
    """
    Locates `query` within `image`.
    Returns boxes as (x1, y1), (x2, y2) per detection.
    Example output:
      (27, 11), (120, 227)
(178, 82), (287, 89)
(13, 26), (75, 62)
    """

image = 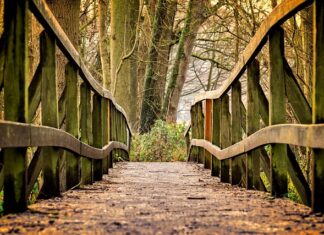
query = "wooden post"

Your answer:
(109, 103), (115, 168)
(102, 98), (109, 174)
(220, 95), (231, 183)
(231, 81), (243, 185)
(3, 0), (29, 213)
(39, 31), (60, 197)
(197, 102), (204, 164)
(80, 83), (93, 185)
(212, 99), (221, 177)
(189, 105), (197, 162)
(312, 0), (324, 212)
(204, 99), (212, 169)
(107, 100), (112, 169)
(93, 94), (103, 180)
(269, 27), (288, 196)
(246, 59), (262, 190)
(65, 62), (80, 189)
